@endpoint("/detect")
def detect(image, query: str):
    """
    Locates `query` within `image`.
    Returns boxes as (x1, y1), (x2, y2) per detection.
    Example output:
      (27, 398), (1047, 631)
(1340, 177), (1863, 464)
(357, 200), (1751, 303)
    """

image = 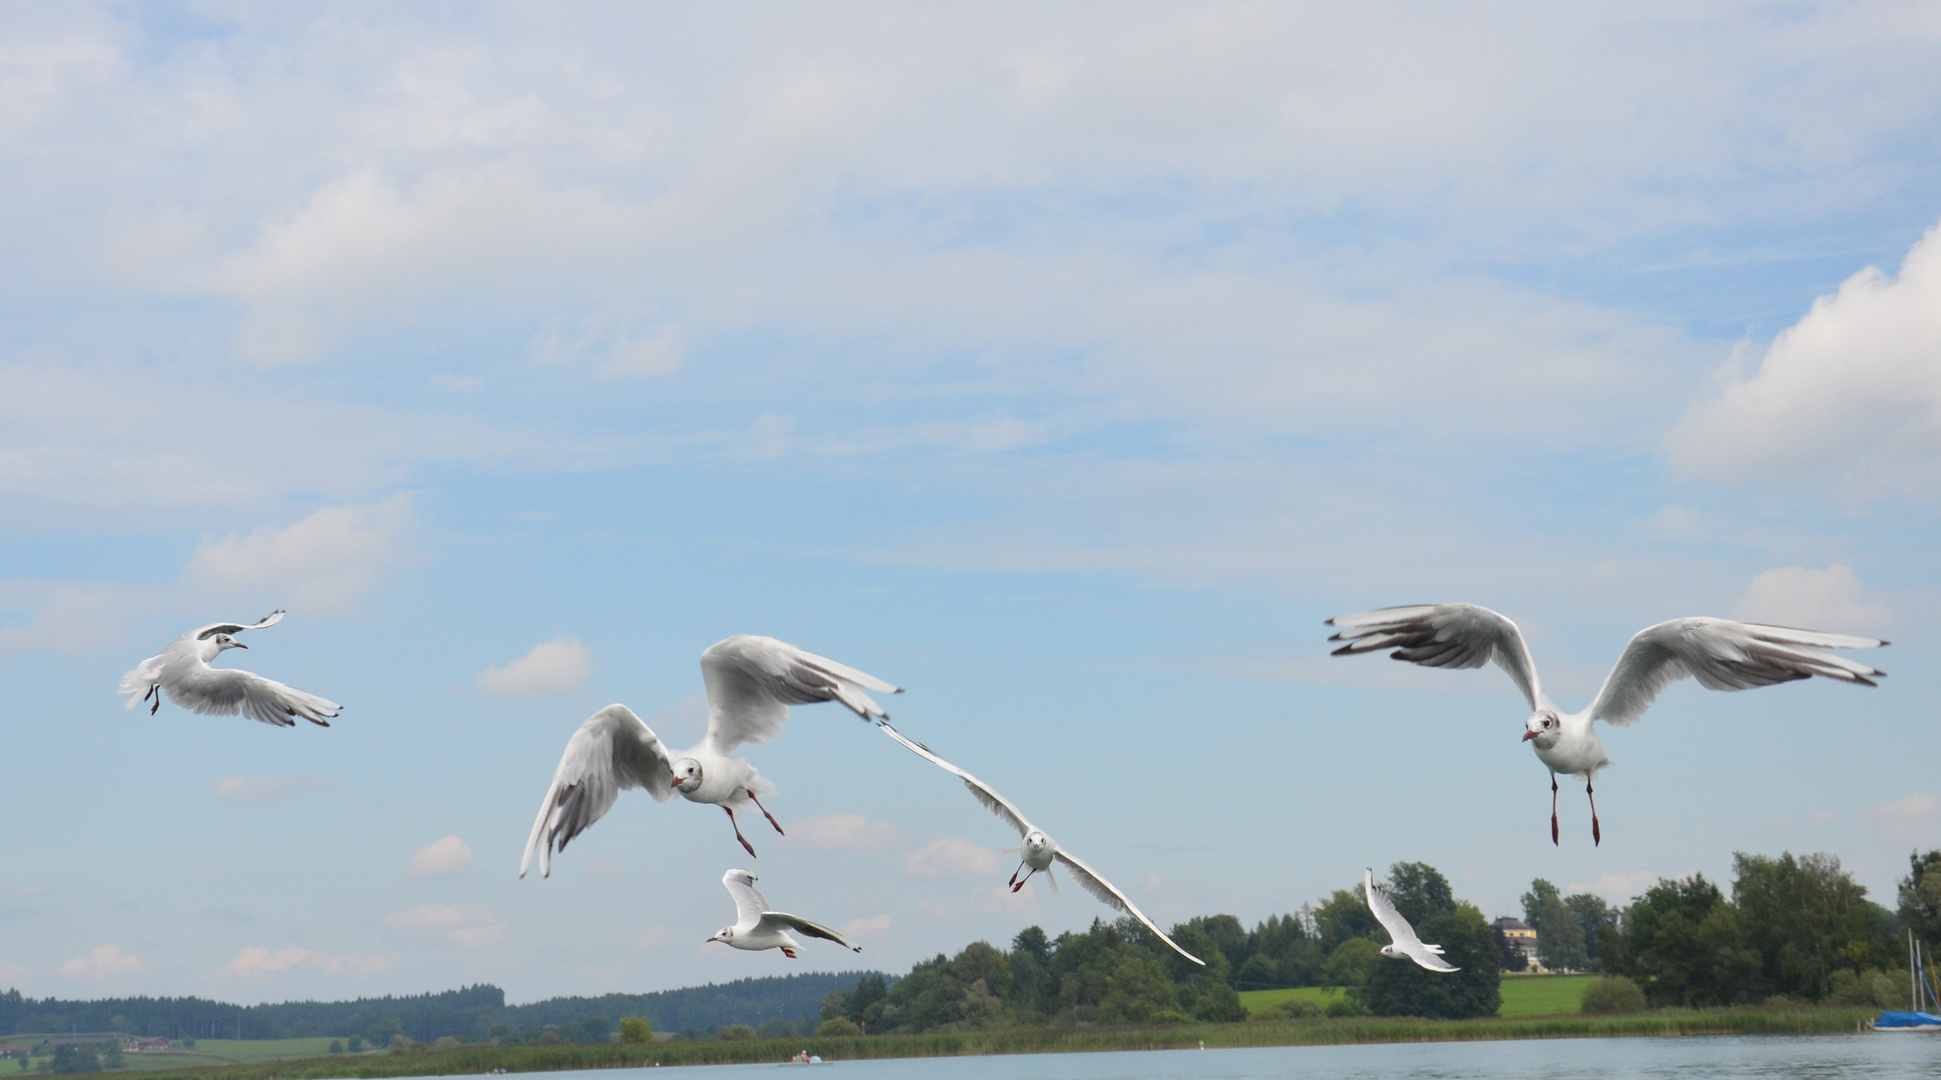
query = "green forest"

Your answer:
(6, 846), (1936, 1061)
